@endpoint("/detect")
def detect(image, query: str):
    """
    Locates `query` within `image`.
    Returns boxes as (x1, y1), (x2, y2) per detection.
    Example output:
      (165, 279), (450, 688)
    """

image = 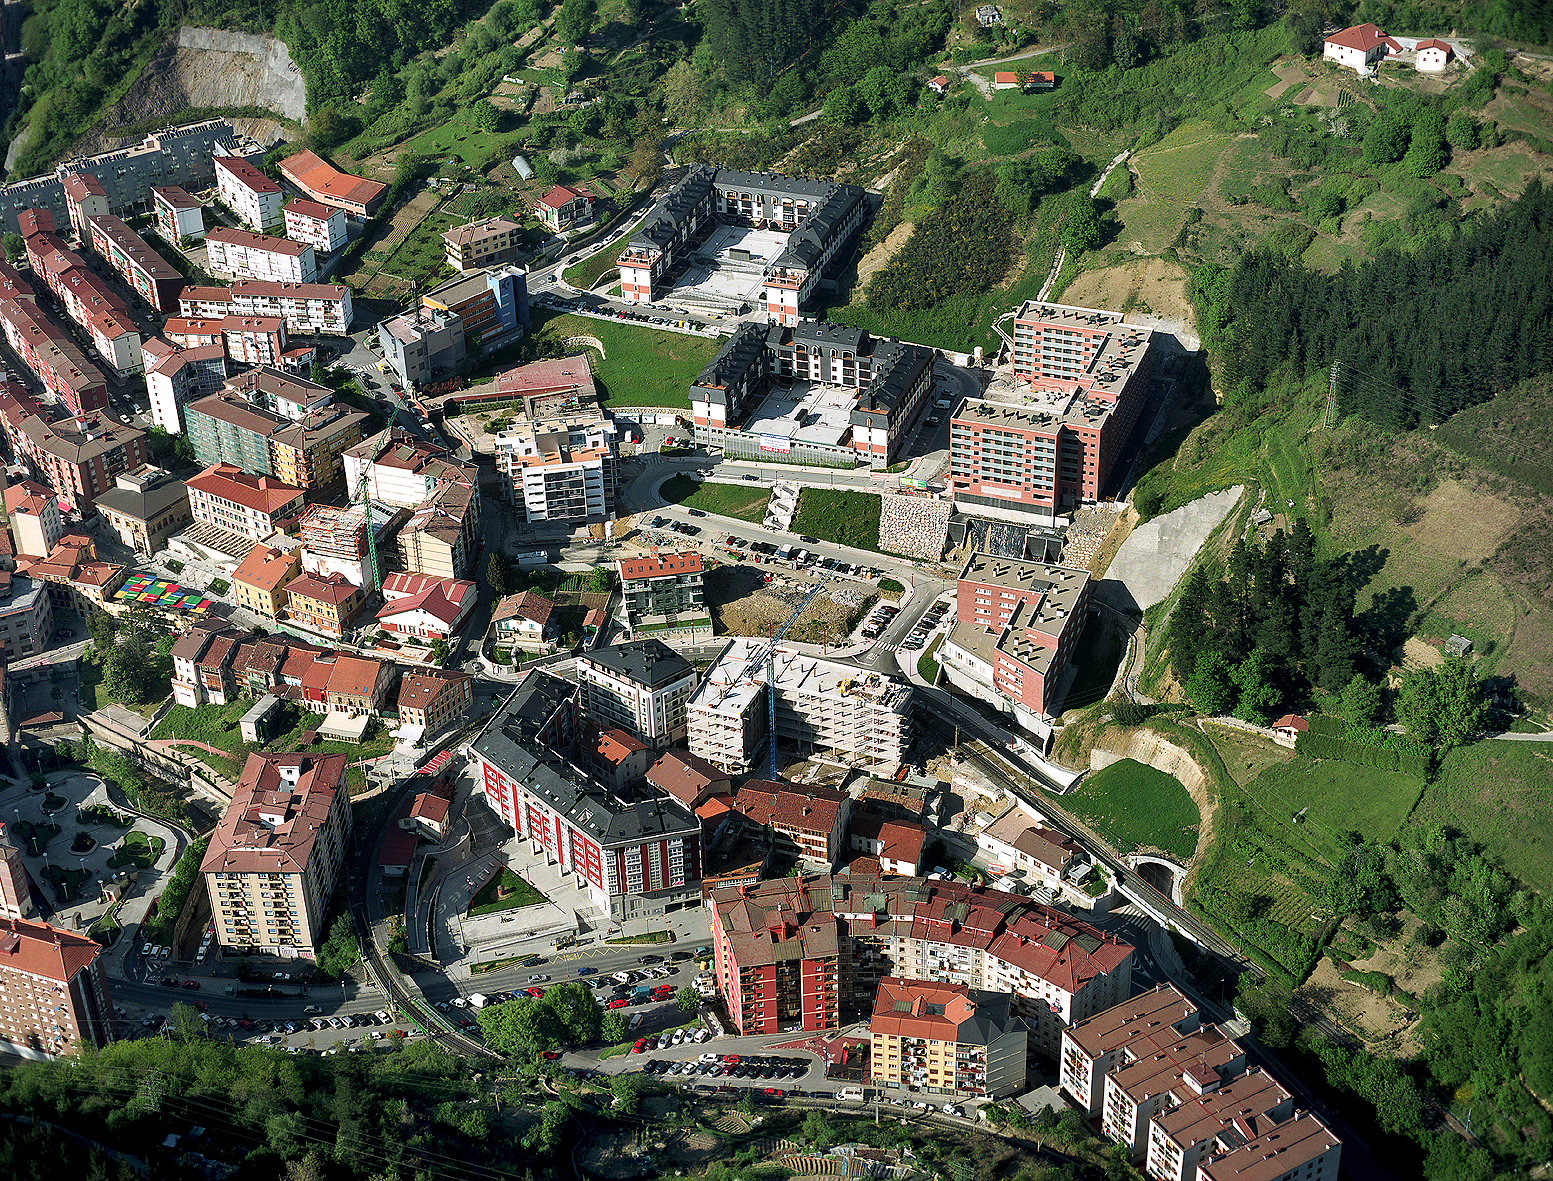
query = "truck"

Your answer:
(632, 985), (653, 1001)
